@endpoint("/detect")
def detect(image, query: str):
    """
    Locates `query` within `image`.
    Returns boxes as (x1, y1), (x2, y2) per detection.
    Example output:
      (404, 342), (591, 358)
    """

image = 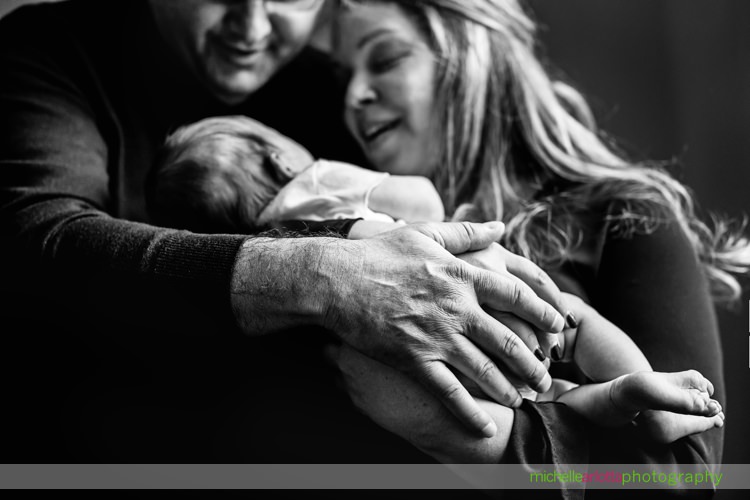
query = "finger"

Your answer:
(413, 221), (505, 255)
(502, 249), (567, 318)
(472, 269), (565, 333)
(485, 308), (546, 362)
(459, 243), (508, 274)
(468, 309), (552, 393)
(446, 335), (522, 408)
(418, 360), (498, 438)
